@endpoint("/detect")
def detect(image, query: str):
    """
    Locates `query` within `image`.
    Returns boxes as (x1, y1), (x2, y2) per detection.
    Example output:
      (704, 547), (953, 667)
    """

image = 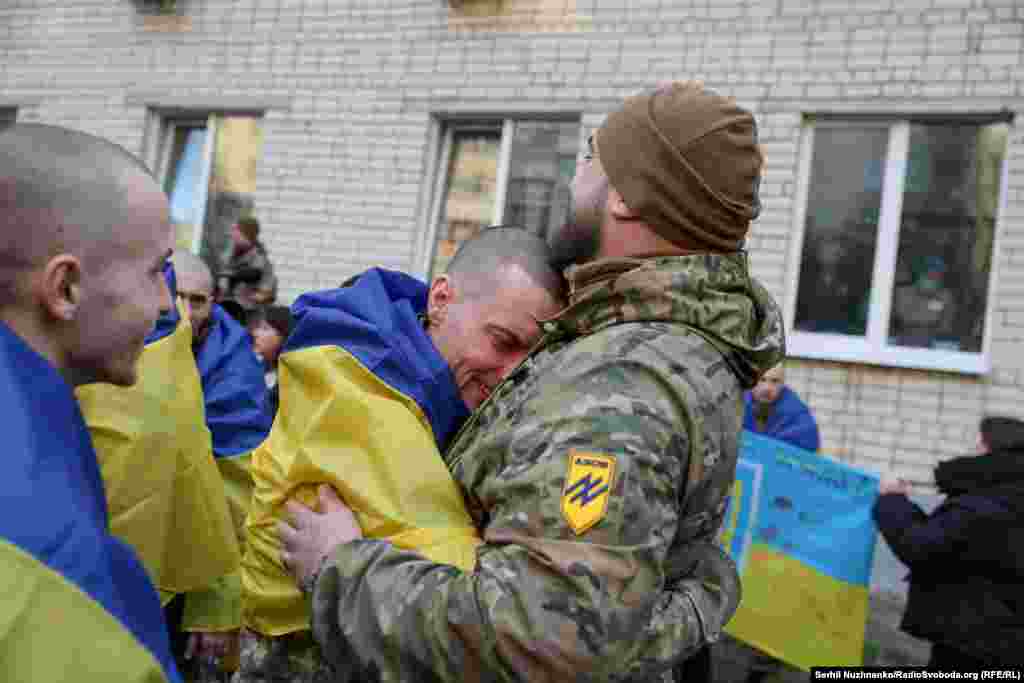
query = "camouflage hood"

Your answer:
(552, 253), (785, 388)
